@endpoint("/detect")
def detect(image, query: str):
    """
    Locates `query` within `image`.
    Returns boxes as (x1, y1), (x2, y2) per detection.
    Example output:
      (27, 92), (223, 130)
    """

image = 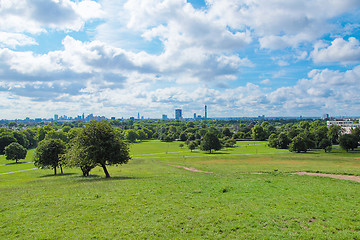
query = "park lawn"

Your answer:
(0, 149), (36, 174)
(1, 140), (360, 239)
